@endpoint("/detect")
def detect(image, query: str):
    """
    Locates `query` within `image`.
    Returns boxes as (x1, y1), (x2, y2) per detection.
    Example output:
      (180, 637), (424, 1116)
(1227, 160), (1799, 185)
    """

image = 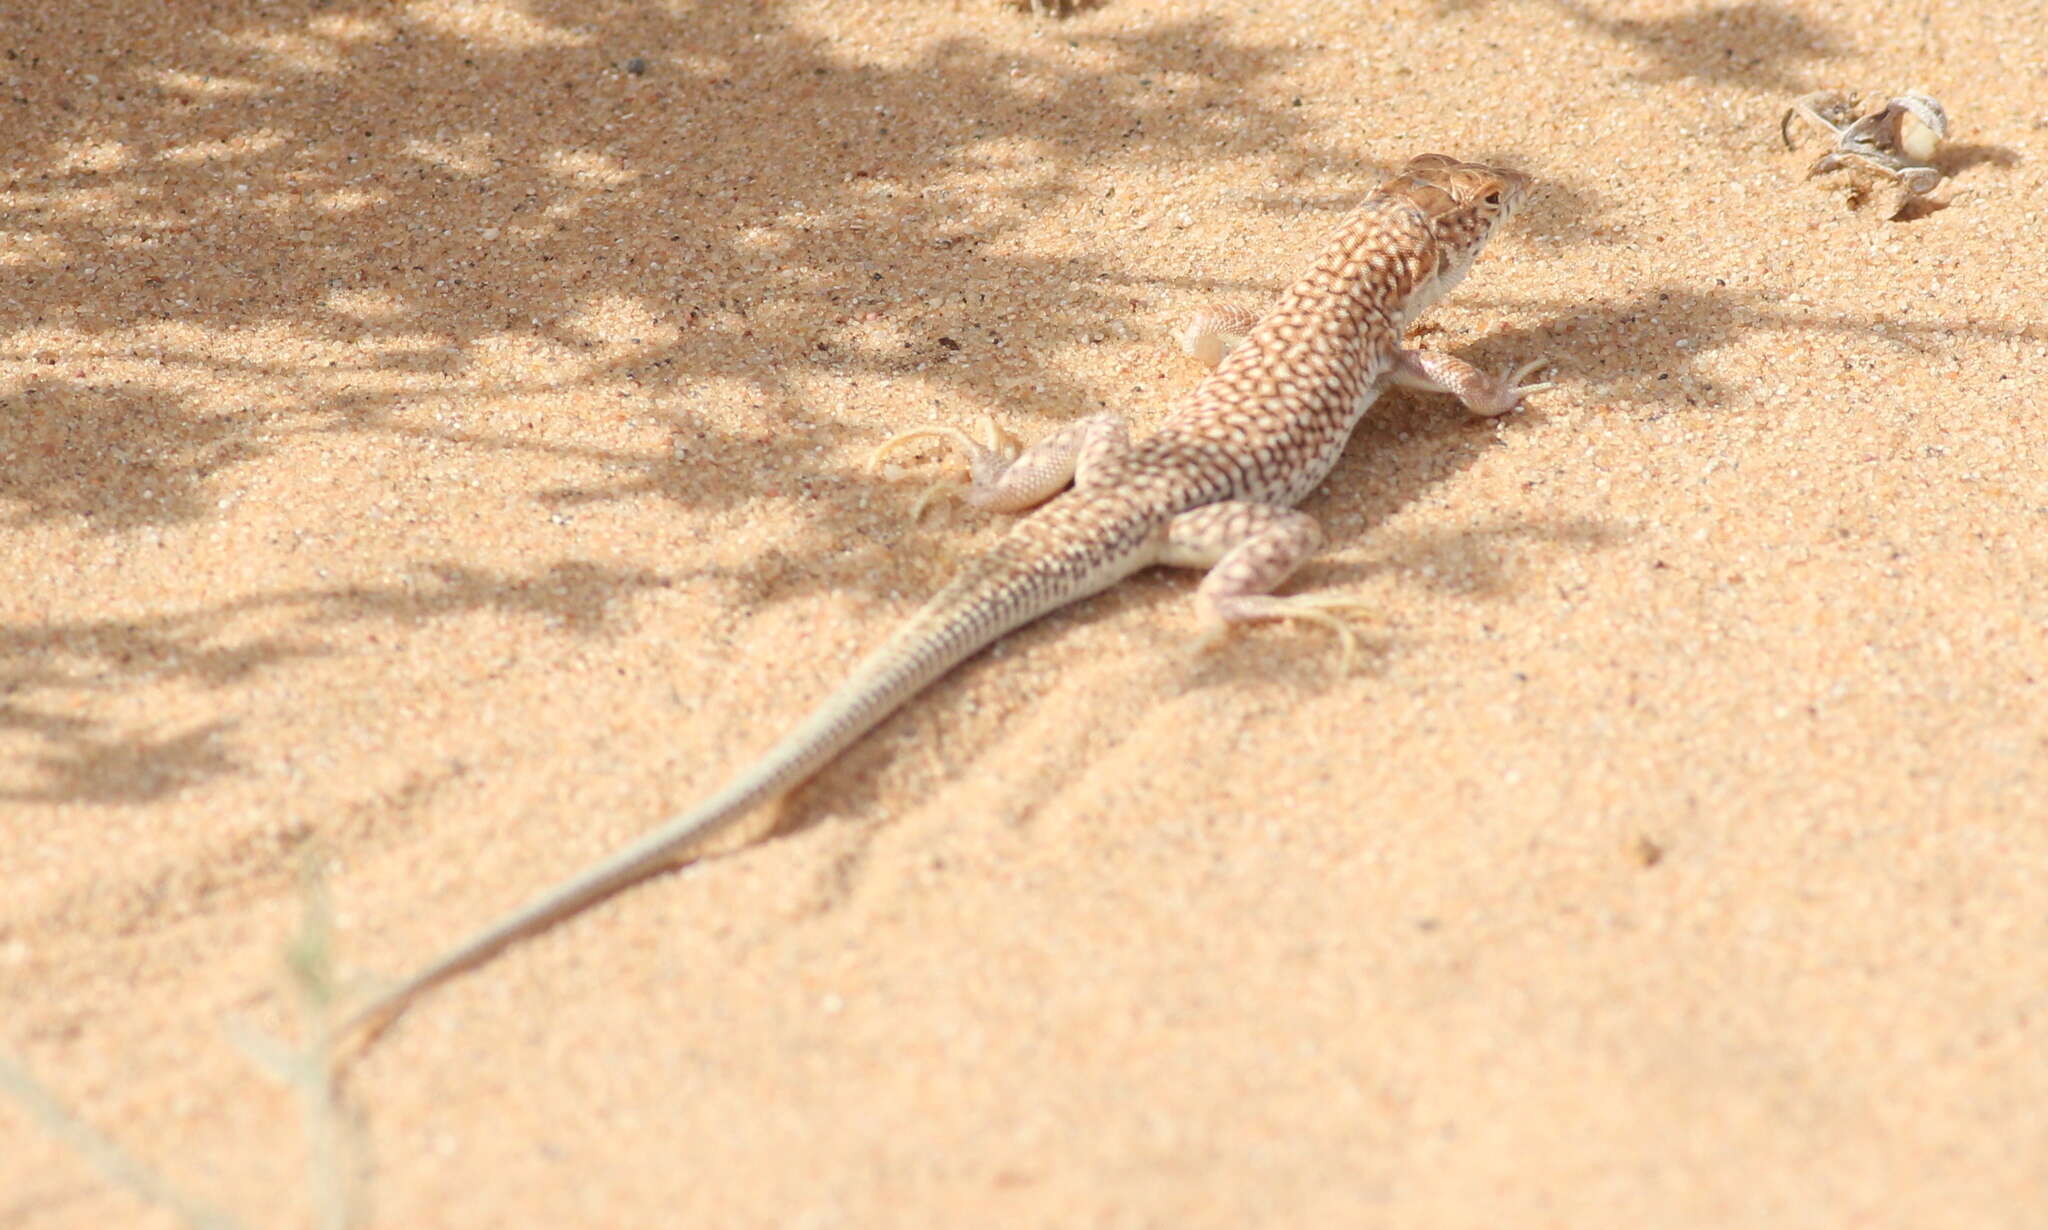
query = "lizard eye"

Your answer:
(1483, 190), (1503, 206)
